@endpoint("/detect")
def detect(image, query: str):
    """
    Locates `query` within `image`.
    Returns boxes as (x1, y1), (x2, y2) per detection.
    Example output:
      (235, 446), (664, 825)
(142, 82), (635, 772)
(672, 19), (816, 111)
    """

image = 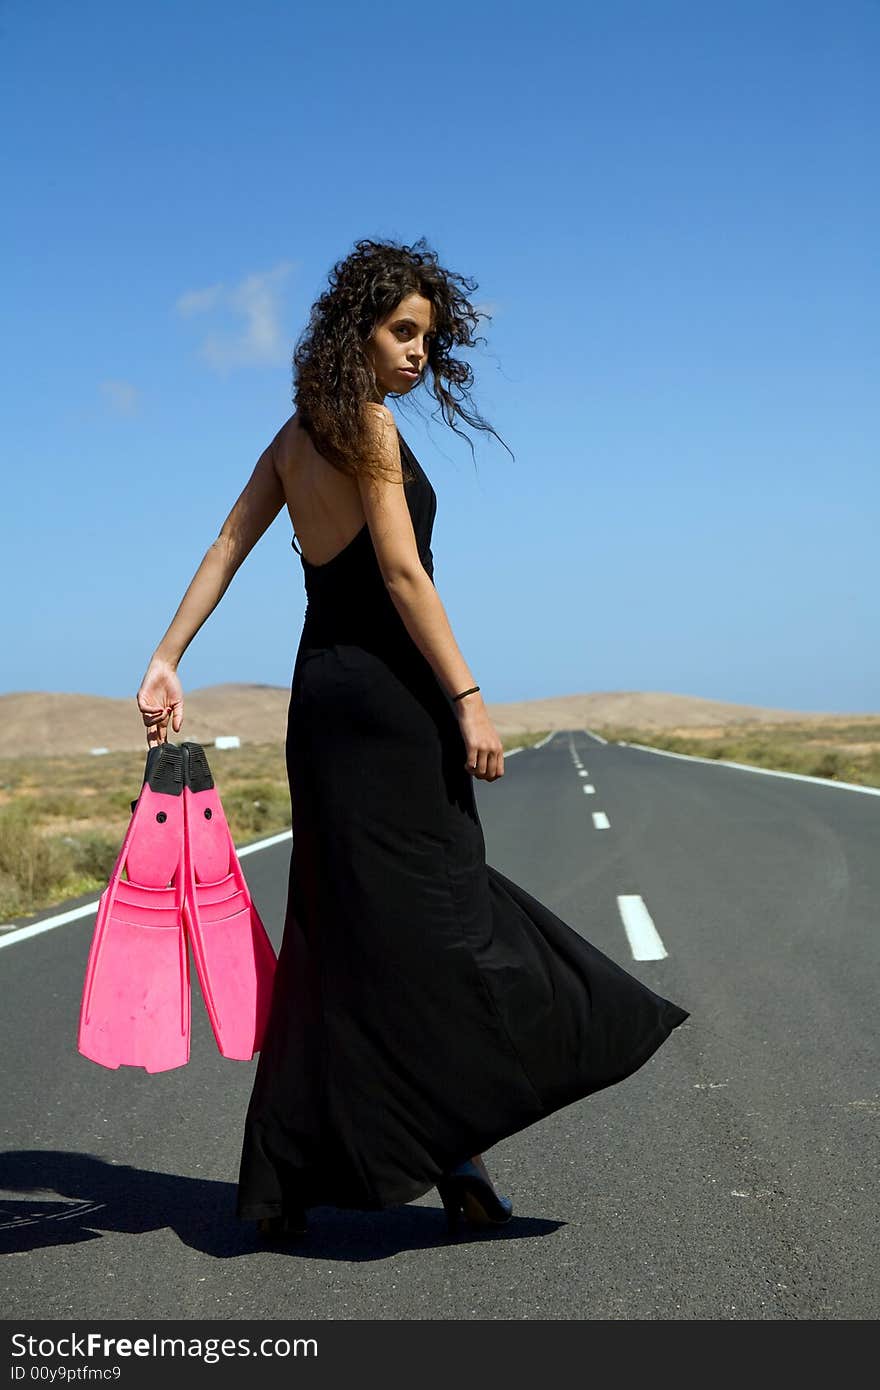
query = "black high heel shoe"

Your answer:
(256, 1207), (307, 1241)
(435, 1159), (514, 1235)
